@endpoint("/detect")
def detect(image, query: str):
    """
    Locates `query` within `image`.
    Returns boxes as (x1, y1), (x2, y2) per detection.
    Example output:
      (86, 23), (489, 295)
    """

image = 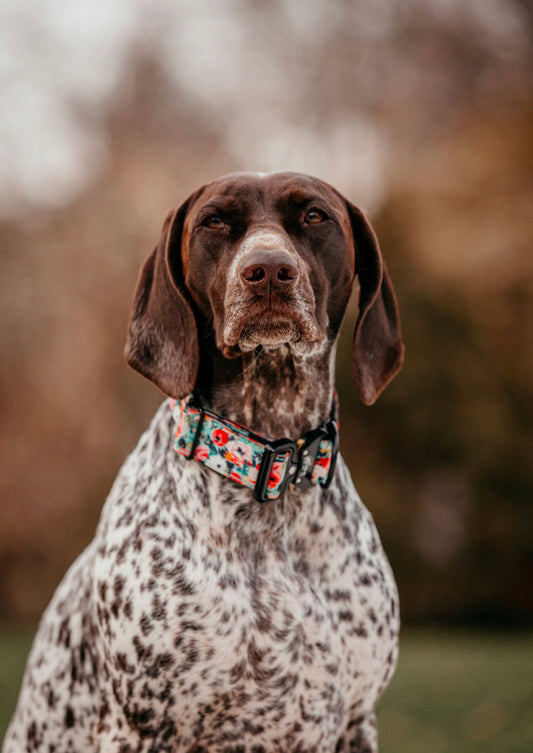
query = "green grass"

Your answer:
(1, 627), (532, 750)
(378, 630), (533, 753)
(0, 627), (34, 738)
